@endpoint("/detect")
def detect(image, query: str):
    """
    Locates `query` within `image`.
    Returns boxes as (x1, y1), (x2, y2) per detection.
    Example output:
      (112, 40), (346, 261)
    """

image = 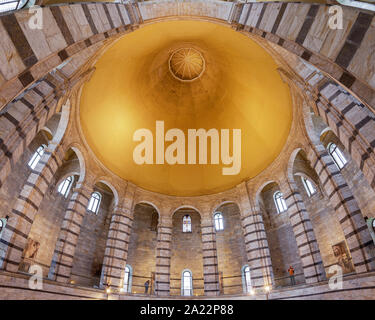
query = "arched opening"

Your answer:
(181, 269), (193, 296)
(214, 202), (247, 295)
(171, 207), (203, 296)
(123, 265), (133, 293)
(257, 181), (303, 288)
(241, 265), (252, 294)
(126, 203), (159, 294)
(290, 149), (353, 278)
(70, 181), (116, 288)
